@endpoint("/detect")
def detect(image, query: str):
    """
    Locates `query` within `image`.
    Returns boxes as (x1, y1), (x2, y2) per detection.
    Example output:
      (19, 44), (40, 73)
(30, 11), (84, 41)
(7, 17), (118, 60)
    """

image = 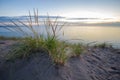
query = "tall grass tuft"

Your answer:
(5, 9), (67, 65)
(43, 14), (67, 65)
